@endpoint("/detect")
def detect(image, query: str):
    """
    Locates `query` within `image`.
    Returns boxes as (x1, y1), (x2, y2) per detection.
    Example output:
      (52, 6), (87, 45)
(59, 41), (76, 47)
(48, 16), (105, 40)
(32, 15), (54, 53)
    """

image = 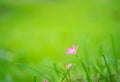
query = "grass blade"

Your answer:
(93, 64), (108, 81)
(103, 55), (113, 82)
(81, 62), (91, 82)
(111, 34), (118, 72)
(53, 63), (60, 77)
(68, 73), (72, 82)
(34, 76), (36, 82)
(61, 66), (72, 82)
(16, 63), (51, 82)
(61, 70), (69, 82)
